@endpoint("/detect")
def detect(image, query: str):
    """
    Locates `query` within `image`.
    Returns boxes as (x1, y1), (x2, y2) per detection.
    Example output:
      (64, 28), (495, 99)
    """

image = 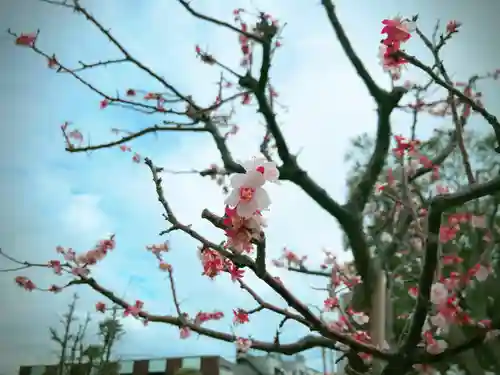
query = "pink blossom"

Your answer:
(235, 337), (252, 353)
(430, 282), (448, 305)
(225, 170), (271, 217)
(124, 300), (144, 317)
